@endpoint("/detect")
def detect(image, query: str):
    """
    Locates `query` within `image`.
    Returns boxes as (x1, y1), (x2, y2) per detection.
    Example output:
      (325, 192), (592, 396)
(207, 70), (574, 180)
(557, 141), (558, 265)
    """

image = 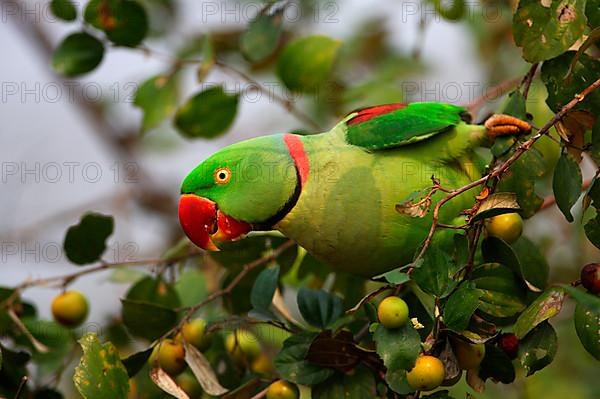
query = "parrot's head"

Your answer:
(178, 135), (300, 251)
